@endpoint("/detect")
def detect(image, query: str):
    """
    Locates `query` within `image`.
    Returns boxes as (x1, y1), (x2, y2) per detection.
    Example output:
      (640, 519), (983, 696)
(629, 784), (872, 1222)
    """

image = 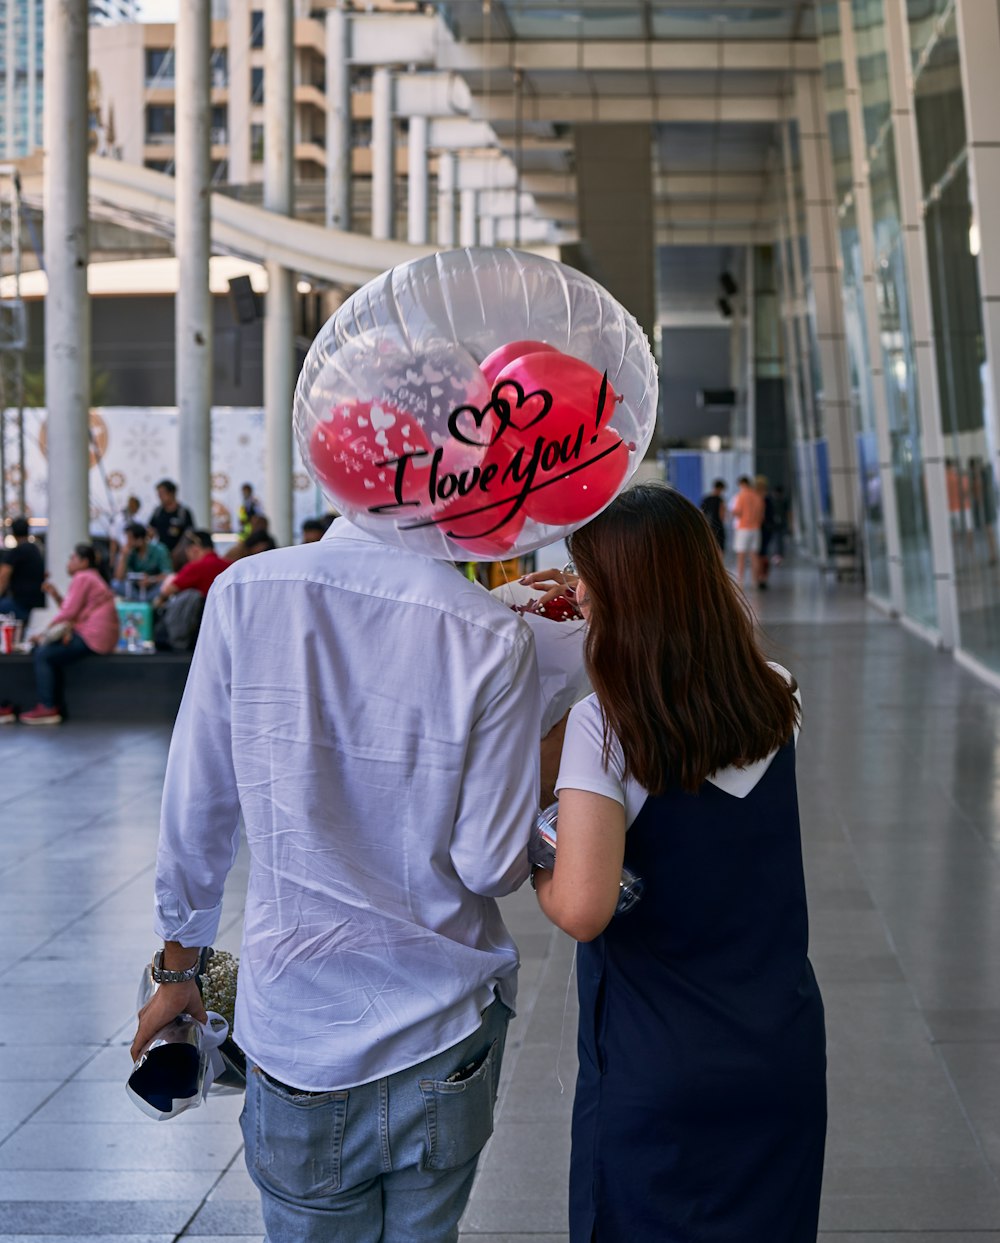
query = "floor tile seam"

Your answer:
(937, 782), (1000, 859)
(0, 1036), (126, 1153)
(0, 780), (160, 881)
(468, 923), (572, 1202)
(832, 808), (1000, 1195)
(0, 859), (156, 986)
(171, 1145), (246, 1242)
